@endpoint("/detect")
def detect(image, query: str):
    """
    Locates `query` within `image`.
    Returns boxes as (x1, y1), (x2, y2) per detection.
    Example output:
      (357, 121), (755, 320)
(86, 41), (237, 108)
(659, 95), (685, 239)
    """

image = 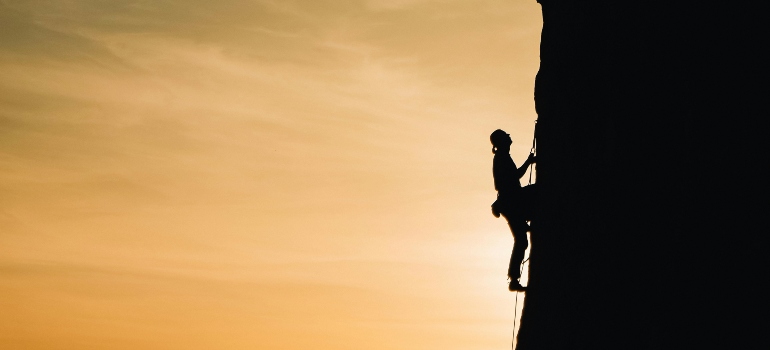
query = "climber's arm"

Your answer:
(516, 153), (536, 179)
